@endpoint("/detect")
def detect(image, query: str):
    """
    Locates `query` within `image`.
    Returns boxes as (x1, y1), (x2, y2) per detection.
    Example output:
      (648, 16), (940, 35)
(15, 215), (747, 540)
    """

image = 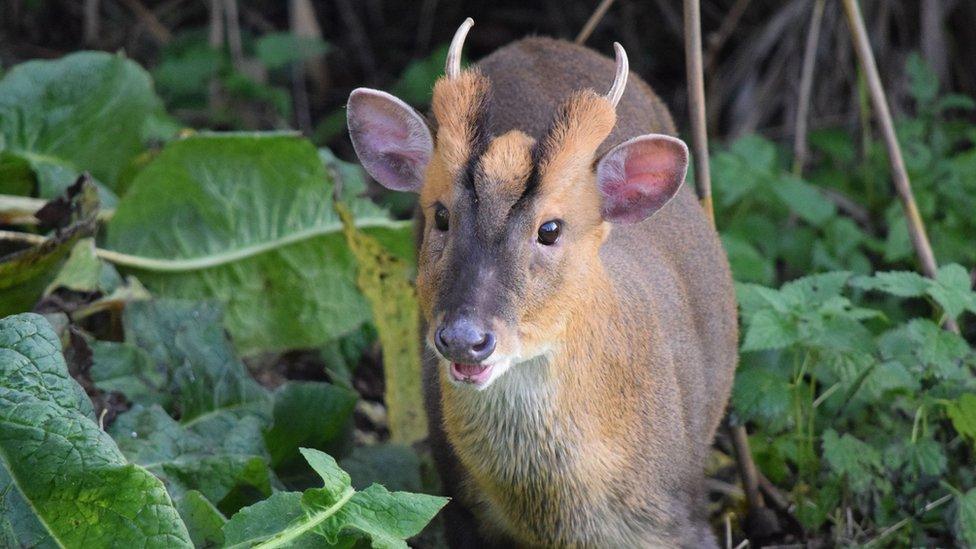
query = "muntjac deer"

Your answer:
(347, 18), (737, 548)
